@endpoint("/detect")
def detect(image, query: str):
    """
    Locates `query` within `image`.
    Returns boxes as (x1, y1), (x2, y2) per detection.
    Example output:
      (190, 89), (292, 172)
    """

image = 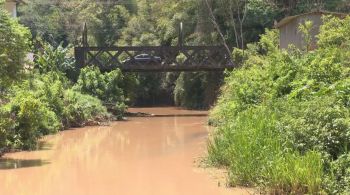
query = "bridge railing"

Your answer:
(75, 46), (235, 72)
